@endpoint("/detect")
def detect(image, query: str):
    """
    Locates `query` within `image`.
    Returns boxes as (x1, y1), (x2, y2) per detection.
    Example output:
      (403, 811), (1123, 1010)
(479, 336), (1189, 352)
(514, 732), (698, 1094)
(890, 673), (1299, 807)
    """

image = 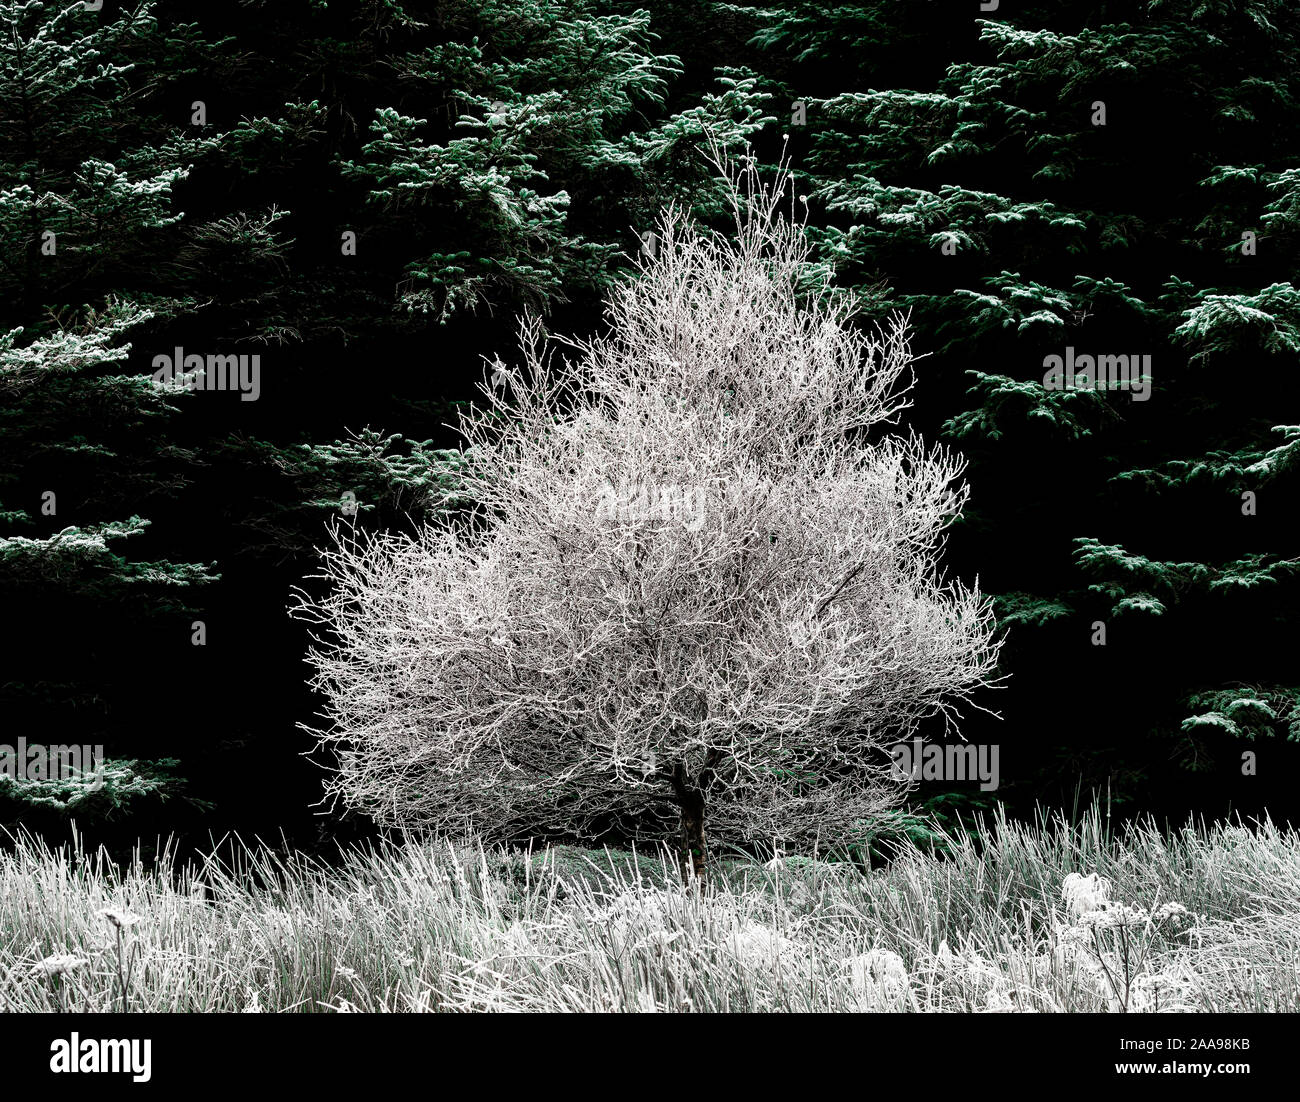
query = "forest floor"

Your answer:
(2, 810), (1296, 1012)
